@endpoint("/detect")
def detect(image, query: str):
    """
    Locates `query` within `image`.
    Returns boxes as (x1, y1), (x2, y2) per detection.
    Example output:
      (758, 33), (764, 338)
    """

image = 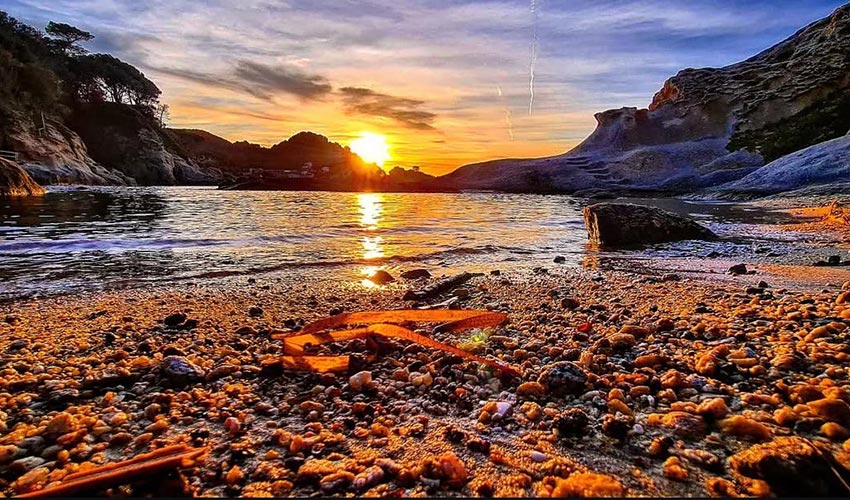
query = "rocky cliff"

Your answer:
(443, 3), (850, 195)
(1, 109), (132, 185)
(0, 157), (45, 196)
(68, 103), (220, 185)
